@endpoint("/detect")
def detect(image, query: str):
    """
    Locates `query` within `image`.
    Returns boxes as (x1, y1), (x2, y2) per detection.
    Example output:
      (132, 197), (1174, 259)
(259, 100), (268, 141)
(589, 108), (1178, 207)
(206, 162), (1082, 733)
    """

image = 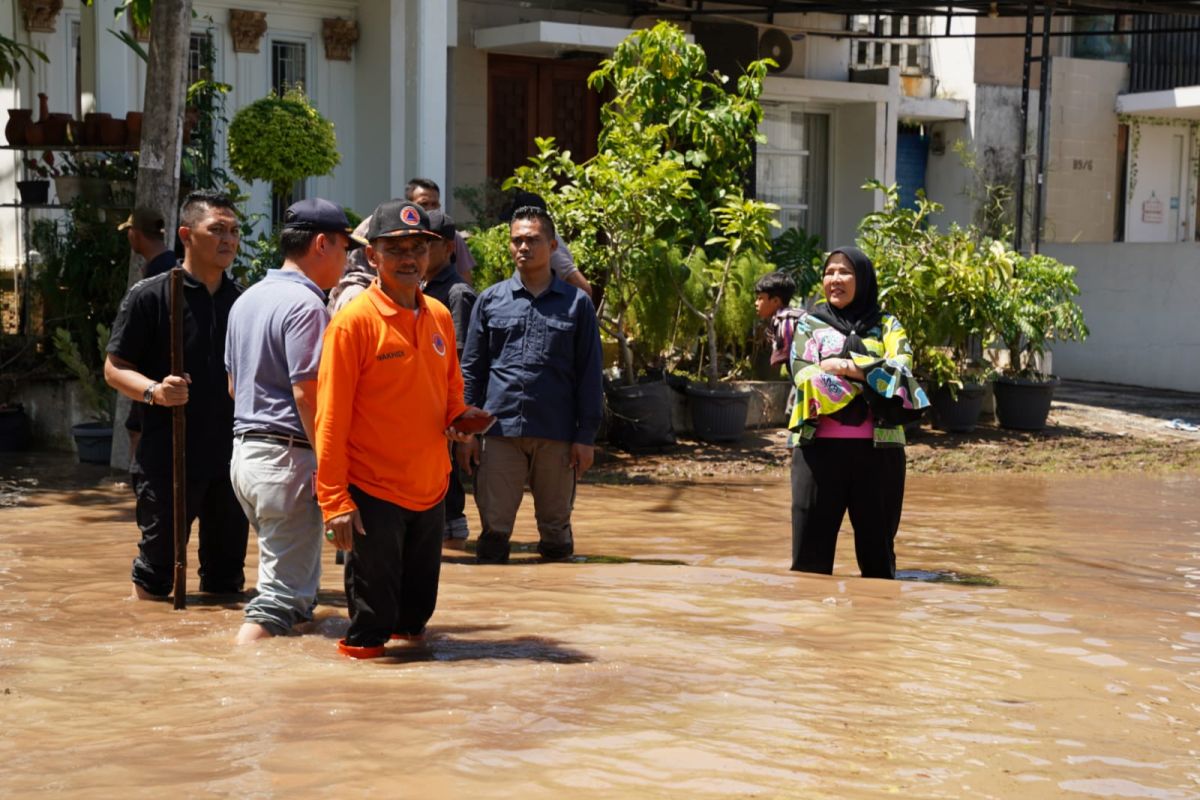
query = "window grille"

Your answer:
(849, 15), (930, 76)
